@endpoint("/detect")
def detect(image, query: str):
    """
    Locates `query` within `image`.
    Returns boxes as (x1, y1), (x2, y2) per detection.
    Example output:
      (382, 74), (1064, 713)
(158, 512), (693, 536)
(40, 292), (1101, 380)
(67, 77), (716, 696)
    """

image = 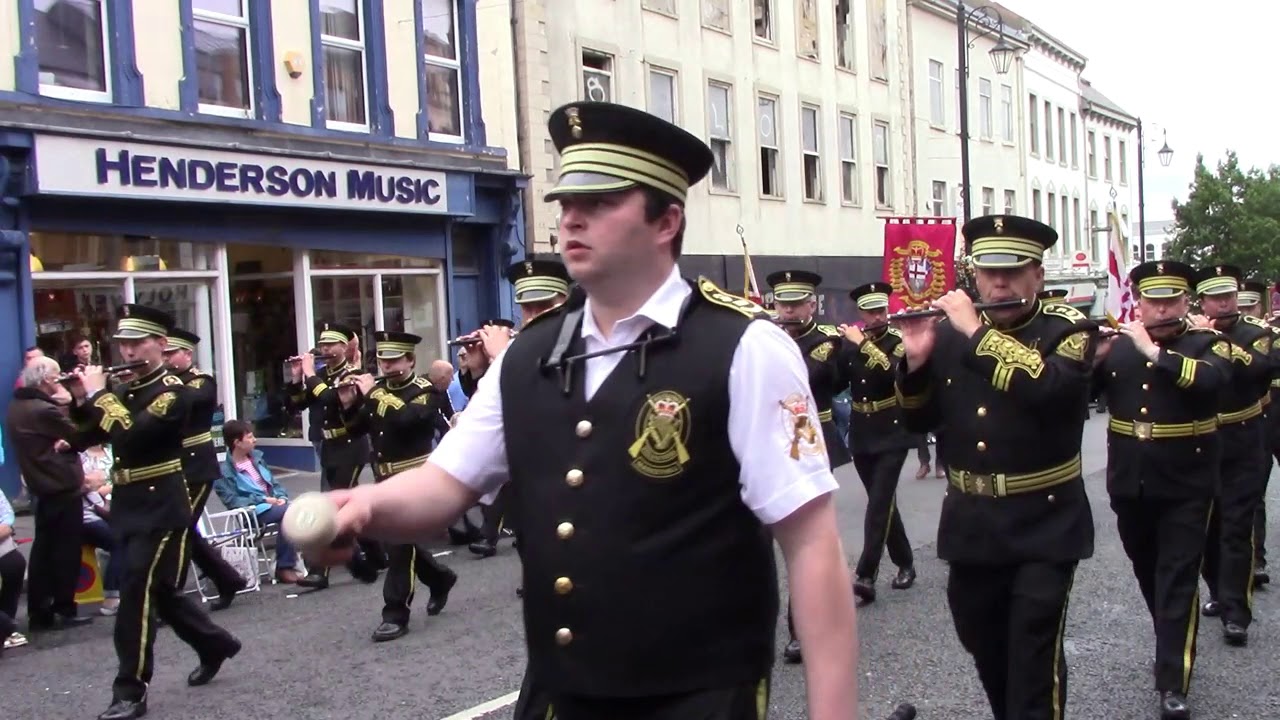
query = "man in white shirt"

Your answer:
(309, 101), (859, 720)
